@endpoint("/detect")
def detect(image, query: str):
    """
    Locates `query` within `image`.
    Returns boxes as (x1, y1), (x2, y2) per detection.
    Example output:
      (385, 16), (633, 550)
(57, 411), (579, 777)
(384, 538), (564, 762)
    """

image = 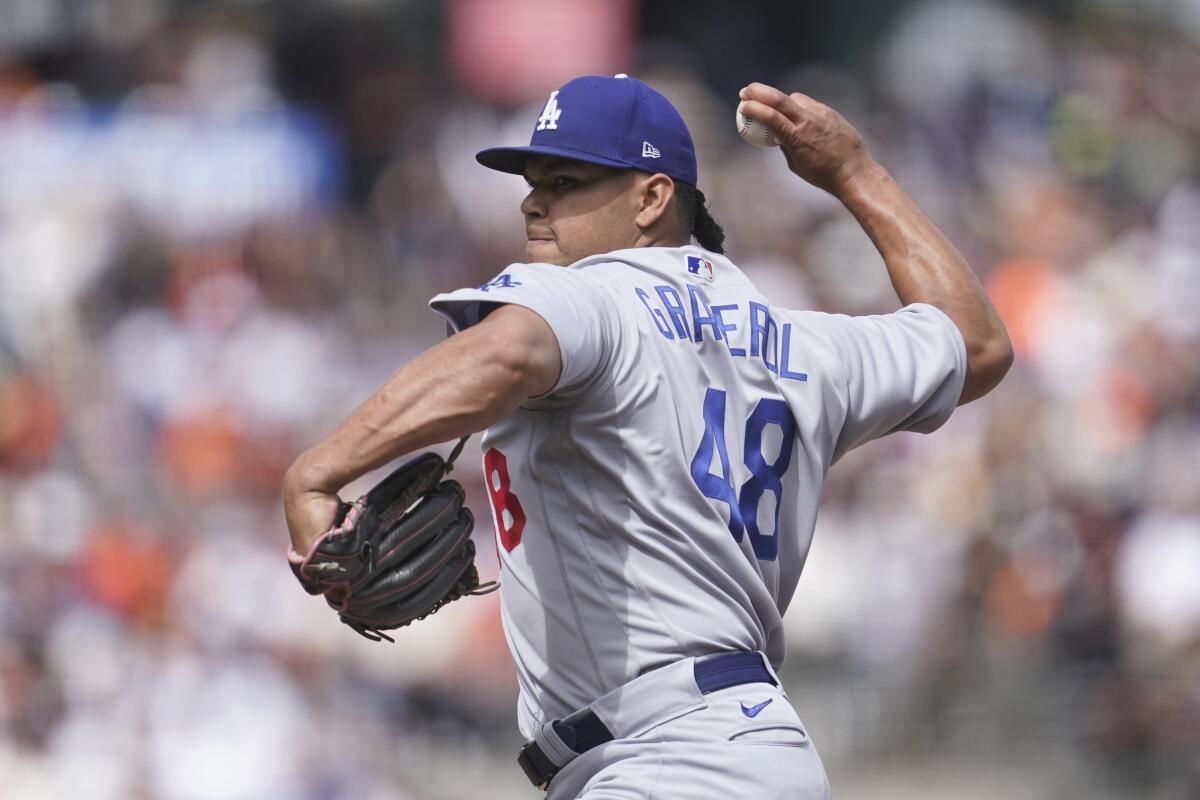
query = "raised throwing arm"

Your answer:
(738, 83), (1013, 404)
